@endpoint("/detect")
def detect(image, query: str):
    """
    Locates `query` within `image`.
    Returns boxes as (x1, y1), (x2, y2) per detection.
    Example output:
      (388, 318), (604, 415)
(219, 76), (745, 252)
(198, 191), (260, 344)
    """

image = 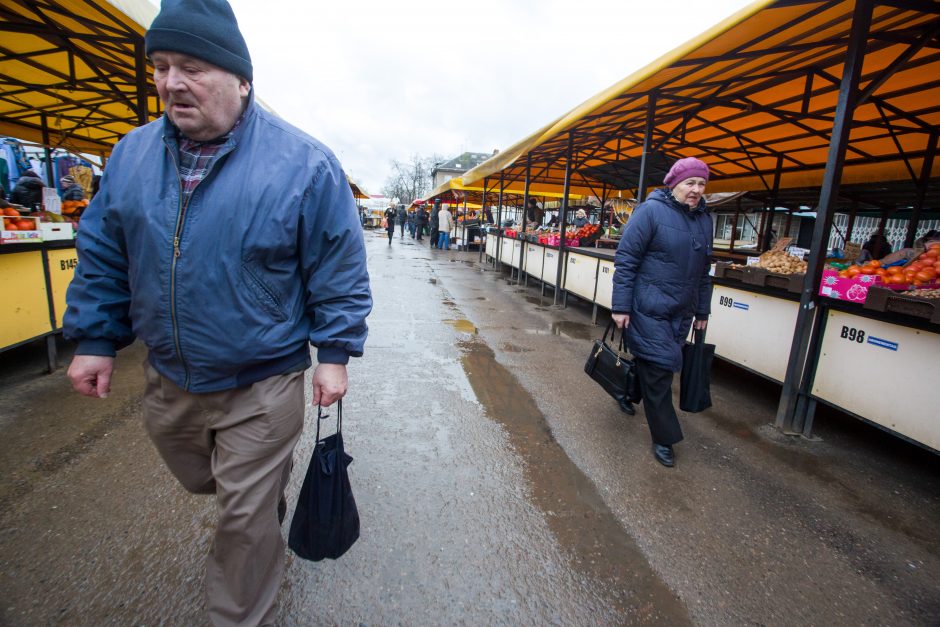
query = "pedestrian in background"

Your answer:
(59, 175), (85, 201)
(429, 198), (441, 248)
(397, 204), (408, 238)
(385, 206), (396, 245)
(416, 206), (428, 241)
(611, 156), (713, 468)
(63, 1), (372, 623)
(438, 204), (454, 250)
(10, 169), (43, 210)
